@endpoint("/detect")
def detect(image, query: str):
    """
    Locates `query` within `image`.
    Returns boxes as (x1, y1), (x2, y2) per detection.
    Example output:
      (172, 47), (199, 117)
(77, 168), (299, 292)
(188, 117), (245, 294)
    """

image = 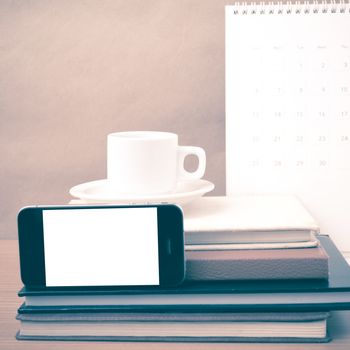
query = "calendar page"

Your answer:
(225, 3), (350, 251)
